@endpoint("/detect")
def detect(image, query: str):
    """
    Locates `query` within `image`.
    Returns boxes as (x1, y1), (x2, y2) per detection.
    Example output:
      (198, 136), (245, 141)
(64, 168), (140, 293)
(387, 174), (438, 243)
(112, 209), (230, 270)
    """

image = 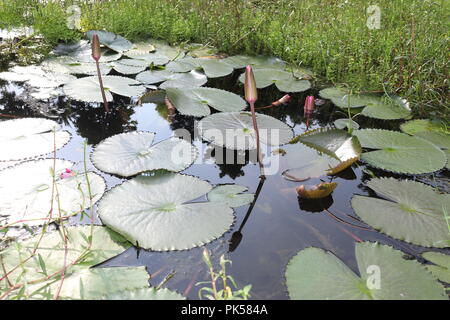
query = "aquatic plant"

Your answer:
(91, 33), (109, 112)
